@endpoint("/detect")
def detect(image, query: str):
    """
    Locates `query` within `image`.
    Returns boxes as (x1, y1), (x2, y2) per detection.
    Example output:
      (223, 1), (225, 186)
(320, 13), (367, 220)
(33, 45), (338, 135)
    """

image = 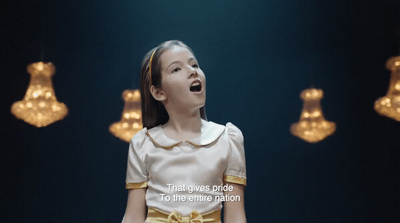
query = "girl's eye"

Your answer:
(172, 67), (181, 73)
(192, 64), (199, 68)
